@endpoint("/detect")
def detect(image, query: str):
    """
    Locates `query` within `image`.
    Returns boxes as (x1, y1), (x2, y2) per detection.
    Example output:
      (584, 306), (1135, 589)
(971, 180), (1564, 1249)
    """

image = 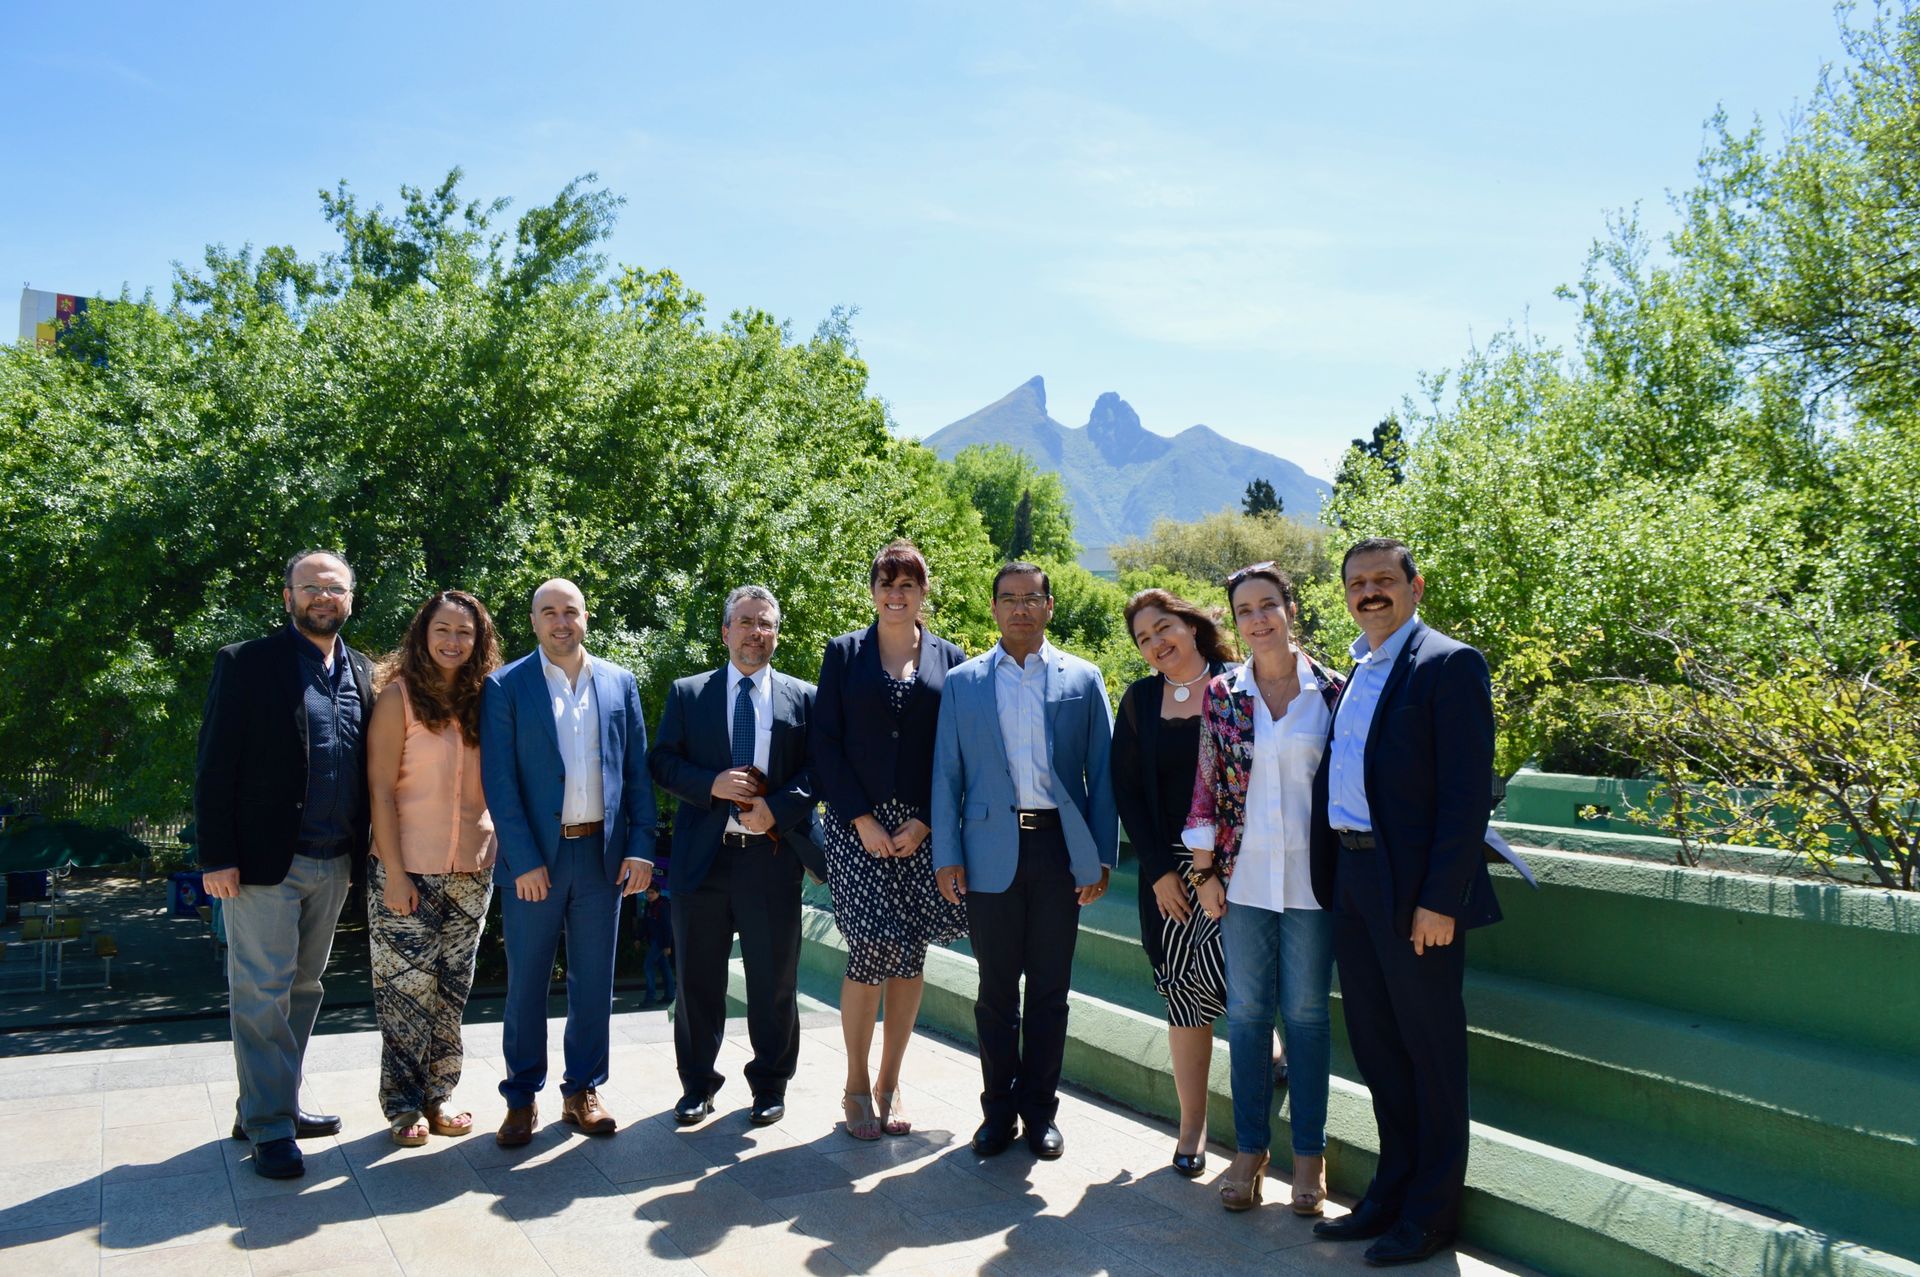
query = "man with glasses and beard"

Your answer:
(195, 549), (374, 1180)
